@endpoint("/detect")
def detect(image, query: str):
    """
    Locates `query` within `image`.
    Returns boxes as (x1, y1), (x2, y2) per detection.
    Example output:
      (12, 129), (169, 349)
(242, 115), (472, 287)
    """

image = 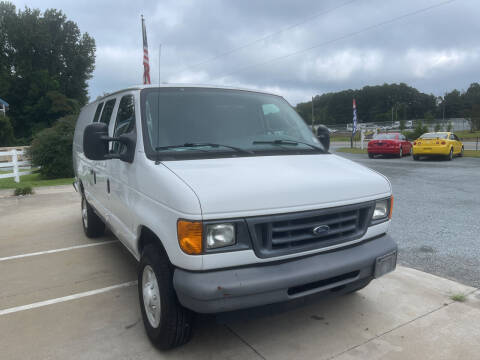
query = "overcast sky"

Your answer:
(10, 0), (480, 104)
